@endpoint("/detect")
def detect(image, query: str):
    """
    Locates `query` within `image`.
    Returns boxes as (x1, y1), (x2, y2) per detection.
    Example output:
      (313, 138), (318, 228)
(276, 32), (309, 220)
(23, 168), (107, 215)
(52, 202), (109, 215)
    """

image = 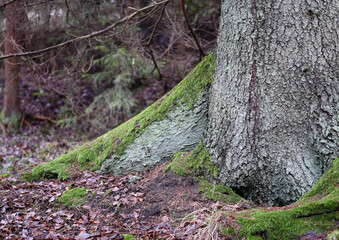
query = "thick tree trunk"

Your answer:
(206, 0), (339, 205)
(1, 1), (26, 128)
